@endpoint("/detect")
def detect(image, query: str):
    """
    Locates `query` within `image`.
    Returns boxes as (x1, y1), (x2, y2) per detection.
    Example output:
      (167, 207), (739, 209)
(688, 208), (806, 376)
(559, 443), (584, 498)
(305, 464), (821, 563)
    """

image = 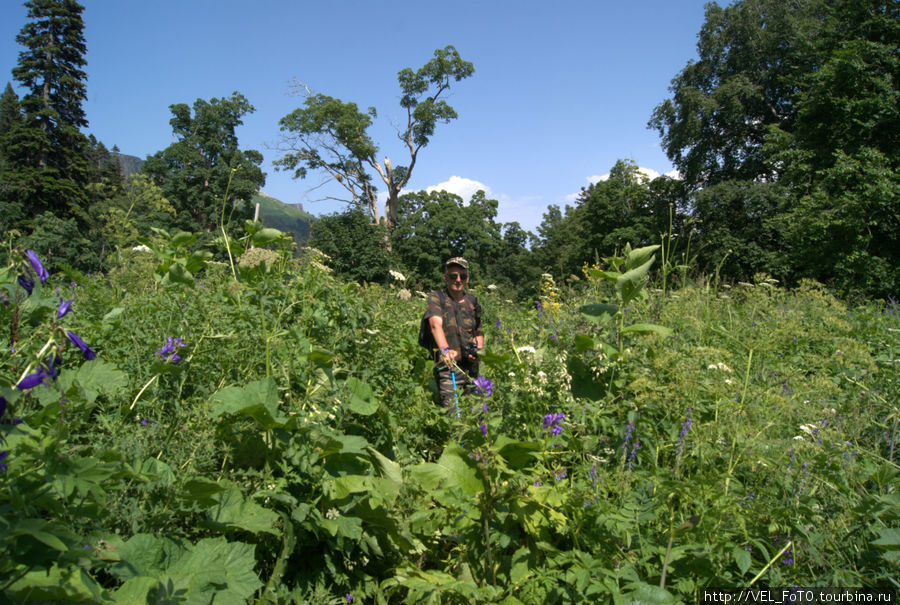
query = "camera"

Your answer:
(462, 341), (479, 361)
